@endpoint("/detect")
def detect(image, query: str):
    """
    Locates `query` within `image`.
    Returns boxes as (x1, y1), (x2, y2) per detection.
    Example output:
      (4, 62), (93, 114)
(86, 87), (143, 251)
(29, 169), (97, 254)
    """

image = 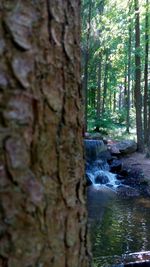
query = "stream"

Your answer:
(85, 139), (150, 266)
(87, 186), (150, 266)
